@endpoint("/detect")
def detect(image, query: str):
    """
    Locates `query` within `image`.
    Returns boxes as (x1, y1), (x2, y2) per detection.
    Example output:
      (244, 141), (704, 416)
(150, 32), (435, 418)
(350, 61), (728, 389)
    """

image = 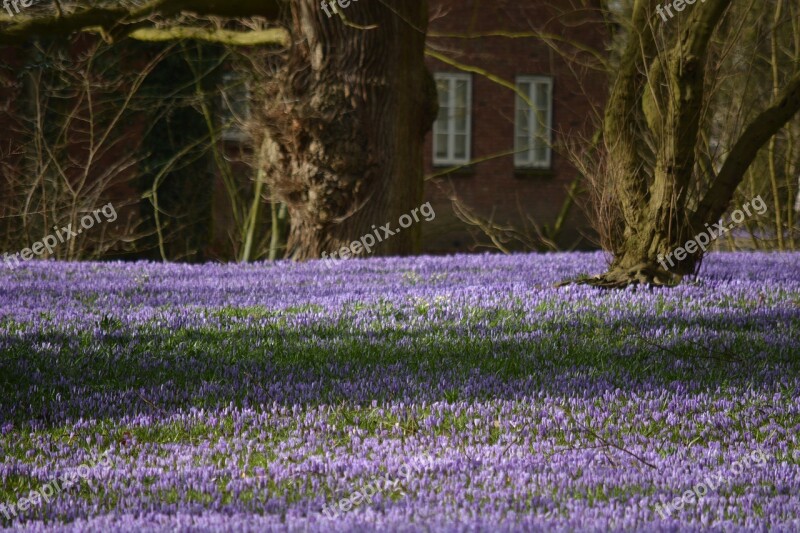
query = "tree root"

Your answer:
(557, 262), (682, 289)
